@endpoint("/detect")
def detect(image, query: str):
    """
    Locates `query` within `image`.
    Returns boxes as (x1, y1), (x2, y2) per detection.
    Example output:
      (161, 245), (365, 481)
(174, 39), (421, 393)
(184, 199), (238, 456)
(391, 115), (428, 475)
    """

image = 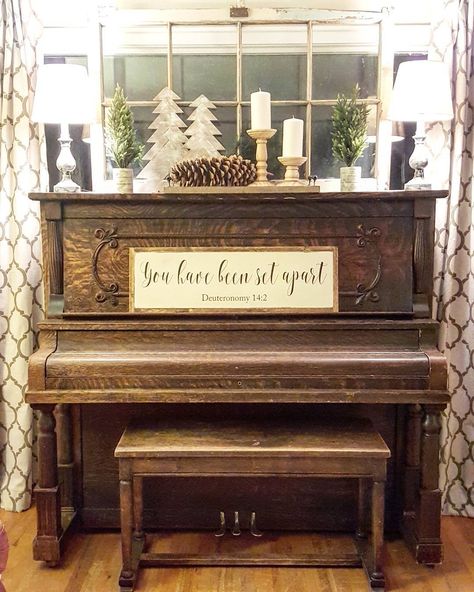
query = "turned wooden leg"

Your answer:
(414, 404), (444, 564)
(356, 478), (370, 539)
(133, 476), (144, 541)
(32, 404), (62, 564)
(119, 461), (136, 592)
(403, 404), (422, 516)
(370, 479), (386, 590)
(56, 403), (74, 509)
